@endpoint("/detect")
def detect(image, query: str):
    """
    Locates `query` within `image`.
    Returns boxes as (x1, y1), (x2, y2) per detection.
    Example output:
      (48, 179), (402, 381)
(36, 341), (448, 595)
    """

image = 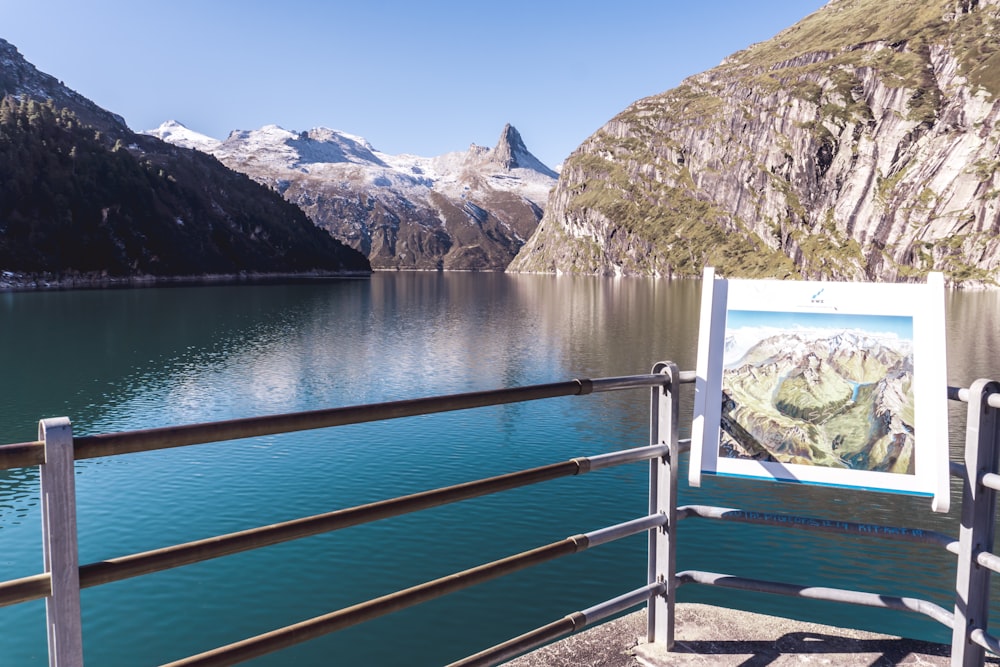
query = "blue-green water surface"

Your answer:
(0, 273), (997, 666)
